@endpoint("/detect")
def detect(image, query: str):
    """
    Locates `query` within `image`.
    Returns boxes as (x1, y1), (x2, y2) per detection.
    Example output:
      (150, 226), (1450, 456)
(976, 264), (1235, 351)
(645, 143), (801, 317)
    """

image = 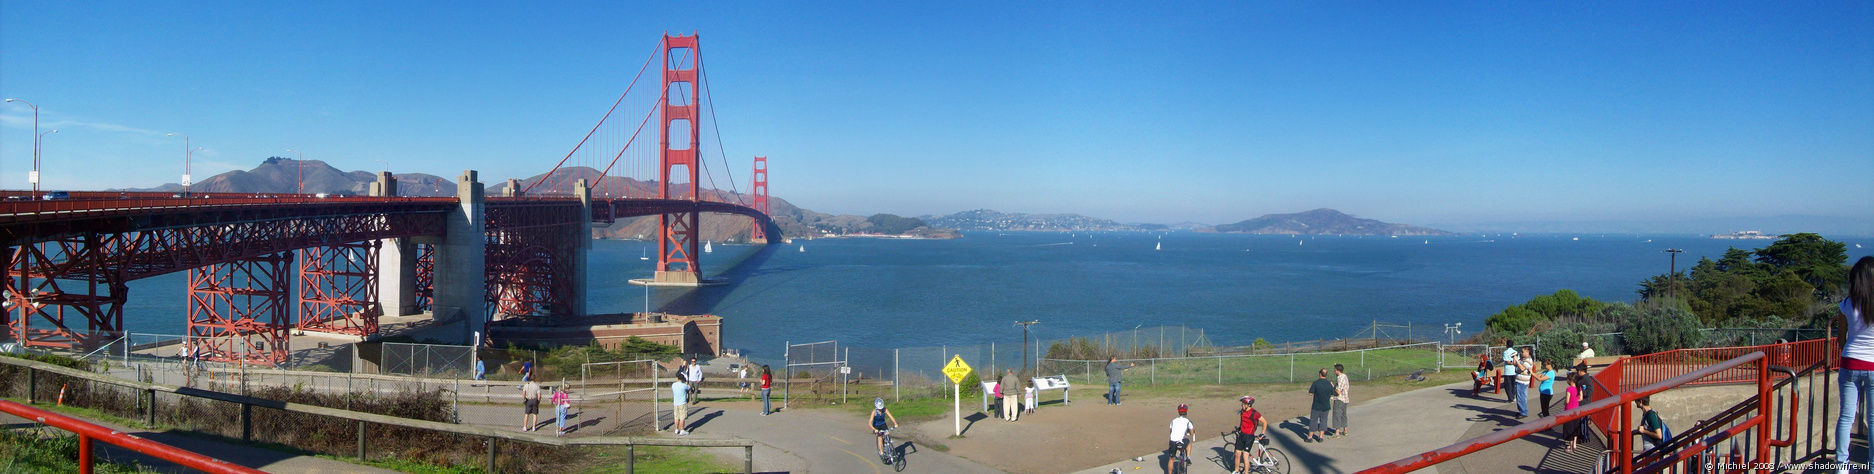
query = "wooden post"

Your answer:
(625, 444), (635, 474)
(744, 445), (754, 474)
(486, 438), (498, 473)
(241, 403), (252, 441)
(27, 367), (36, 404)
(145, 389), (157, 426)
(356, 420), (367, 459)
